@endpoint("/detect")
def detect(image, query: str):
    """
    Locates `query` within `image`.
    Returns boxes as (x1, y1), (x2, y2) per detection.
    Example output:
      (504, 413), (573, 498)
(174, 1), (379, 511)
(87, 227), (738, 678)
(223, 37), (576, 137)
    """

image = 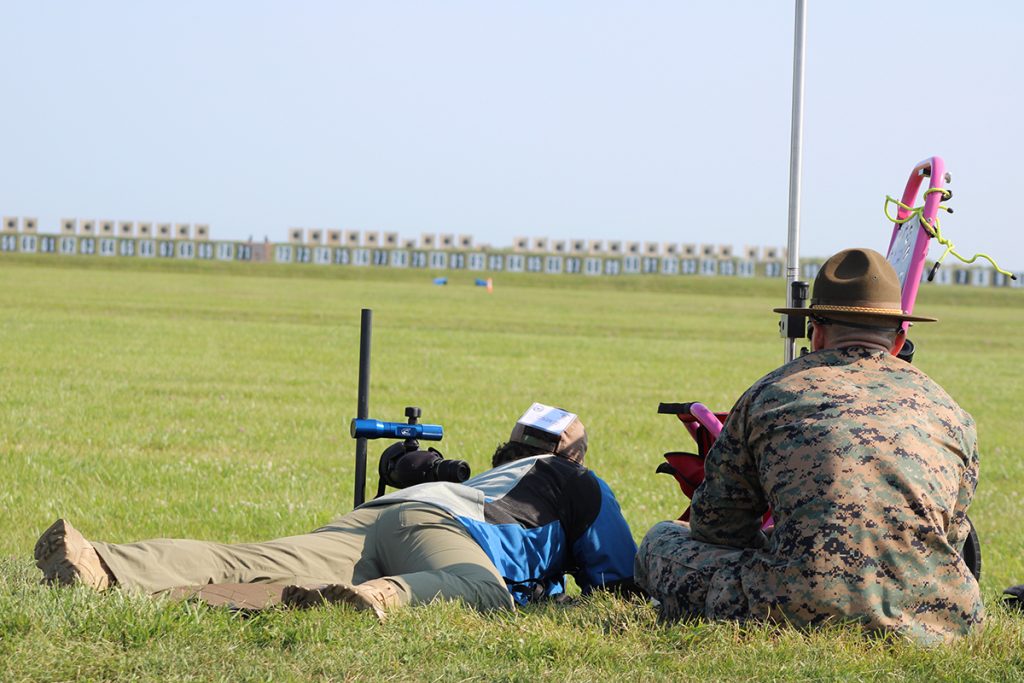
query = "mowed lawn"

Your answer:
(1, 255), (1022, 681)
